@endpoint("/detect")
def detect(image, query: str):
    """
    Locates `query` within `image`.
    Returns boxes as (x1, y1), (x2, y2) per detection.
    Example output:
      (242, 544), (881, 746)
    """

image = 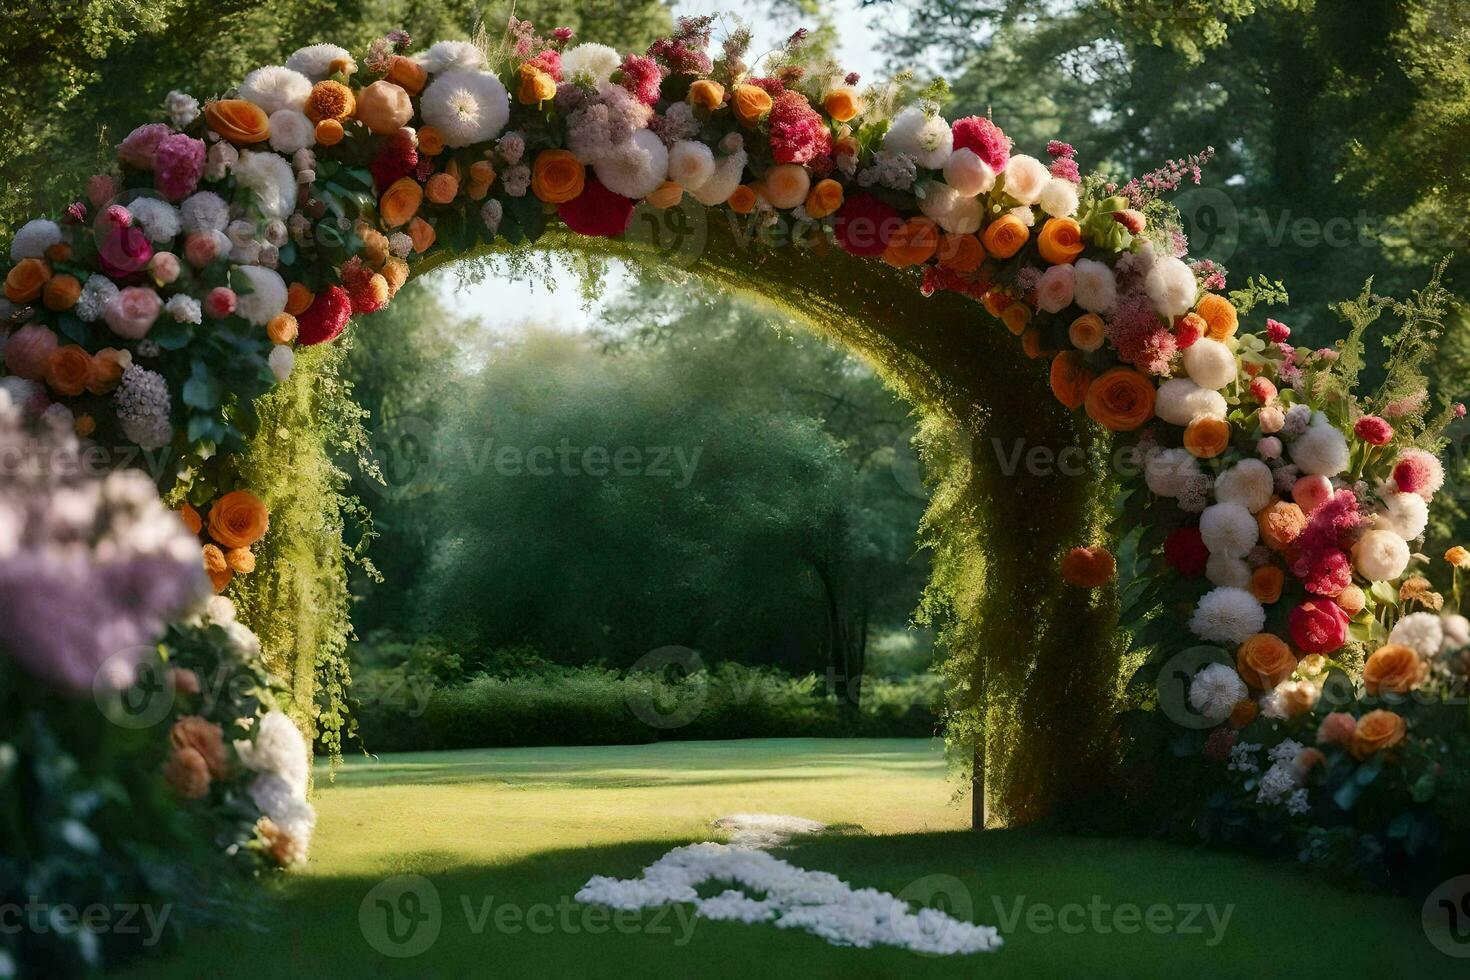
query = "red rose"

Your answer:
(296, 286), (352, 346)
(1163, 527), (1208, 577)
(558, 179), (635, 238)
(834, 193), (901, 257)
(1288, 599), (1349, 655)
